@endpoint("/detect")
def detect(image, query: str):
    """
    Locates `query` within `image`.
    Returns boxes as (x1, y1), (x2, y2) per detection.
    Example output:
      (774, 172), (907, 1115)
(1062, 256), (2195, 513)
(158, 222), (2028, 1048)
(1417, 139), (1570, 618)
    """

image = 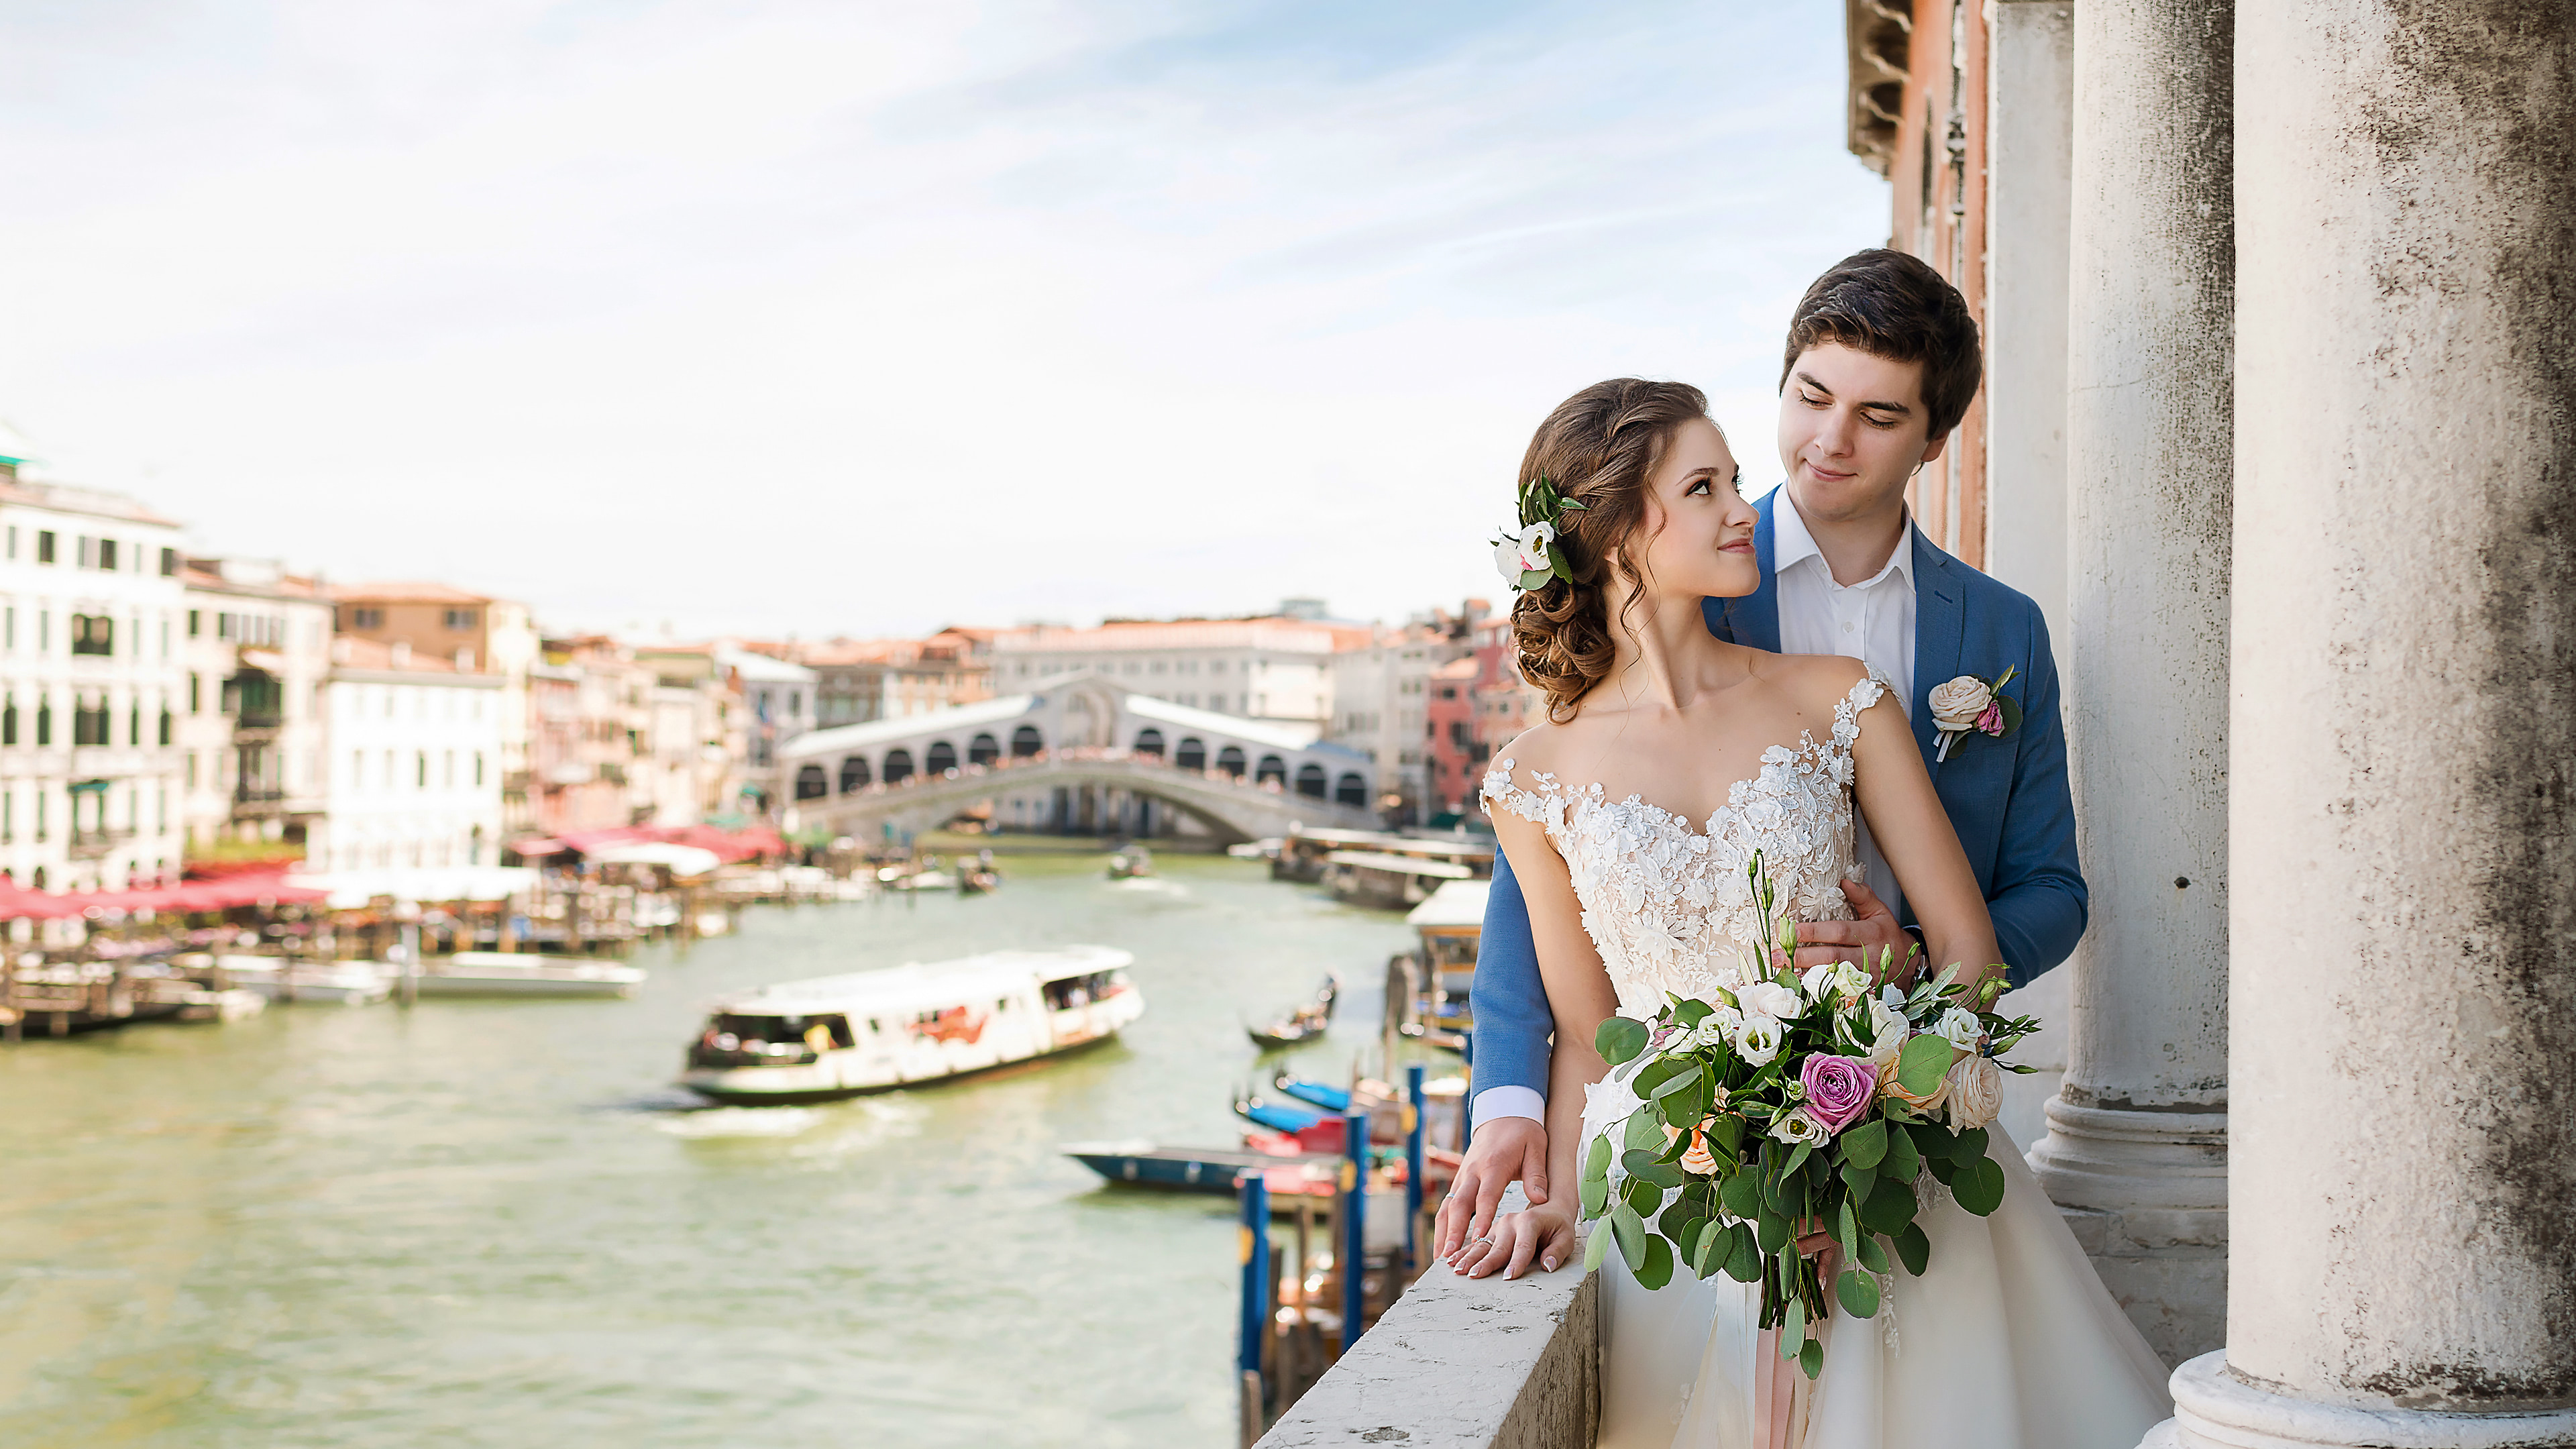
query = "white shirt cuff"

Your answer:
(1471, 1086), (1546, 1133)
